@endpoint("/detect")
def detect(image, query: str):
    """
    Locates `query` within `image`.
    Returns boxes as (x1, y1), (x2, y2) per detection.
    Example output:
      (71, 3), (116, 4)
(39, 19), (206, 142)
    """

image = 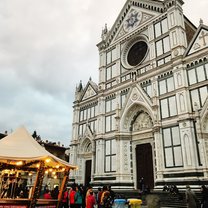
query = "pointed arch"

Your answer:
(80, 138), (92, 153)
(119, 84), (154, 132)
(121, 103), (154, 132)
